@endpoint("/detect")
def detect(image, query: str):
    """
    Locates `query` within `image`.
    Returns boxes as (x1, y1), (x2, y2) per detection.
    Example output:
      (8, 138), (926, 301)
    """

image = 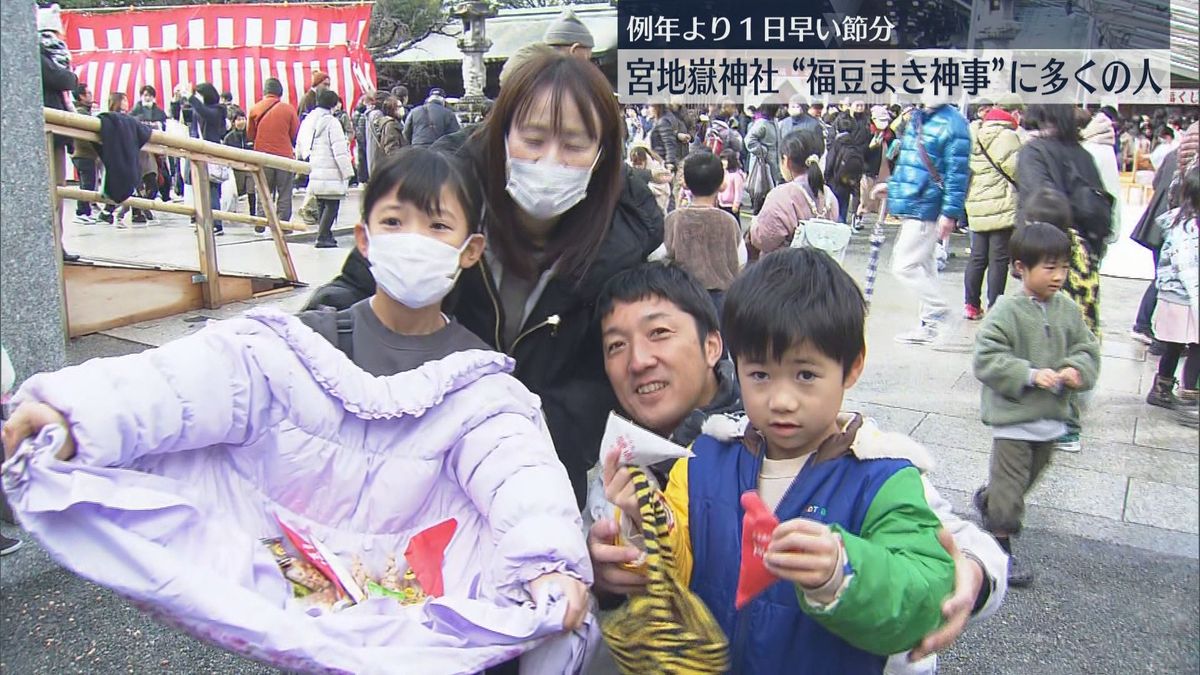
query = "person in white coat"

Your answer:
(1079, 109), (1122, 242)
(297, 89), (354, 248)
